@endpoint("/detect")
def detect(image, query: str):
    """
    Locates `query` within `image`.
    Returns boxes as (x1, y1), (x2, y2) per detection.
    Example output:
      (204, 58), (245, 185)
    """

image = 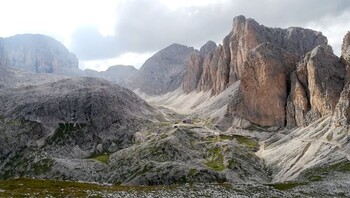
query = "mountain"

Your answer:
(127, 43), (194, 95)
(0, 34), (82, 75)
(183, 15), (327, 95)
(85, 65), (137, 86)
(138, 16), (350, 193)
(0, 66), (163, 182)
(0, 66), (271, 186)
(222, 17), (343, 129)
(0, 34), (144, 86)
(1, 15), (350, 197)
